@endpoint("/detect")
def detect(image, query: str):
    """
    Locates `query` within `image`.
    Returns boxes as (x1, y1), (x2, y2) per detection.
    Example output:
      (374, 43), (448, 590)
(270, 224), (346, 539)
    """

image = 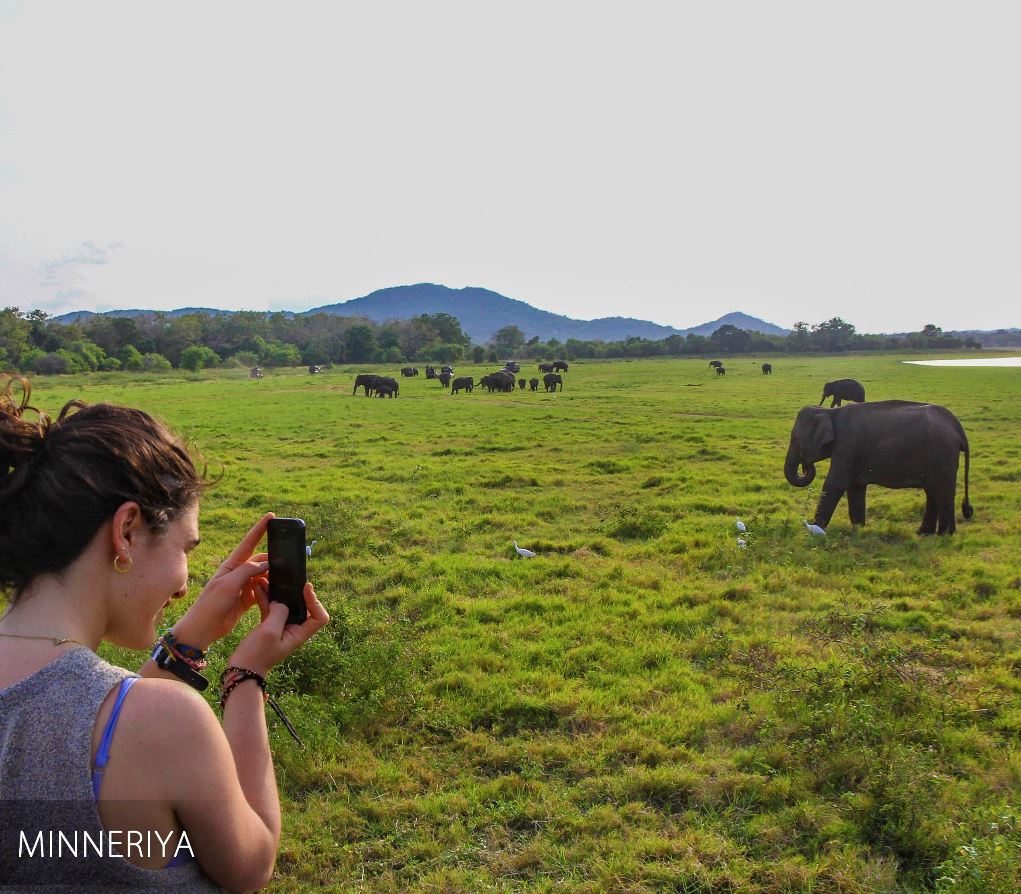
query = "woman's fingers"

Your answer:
(215, 514), (274, 574)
